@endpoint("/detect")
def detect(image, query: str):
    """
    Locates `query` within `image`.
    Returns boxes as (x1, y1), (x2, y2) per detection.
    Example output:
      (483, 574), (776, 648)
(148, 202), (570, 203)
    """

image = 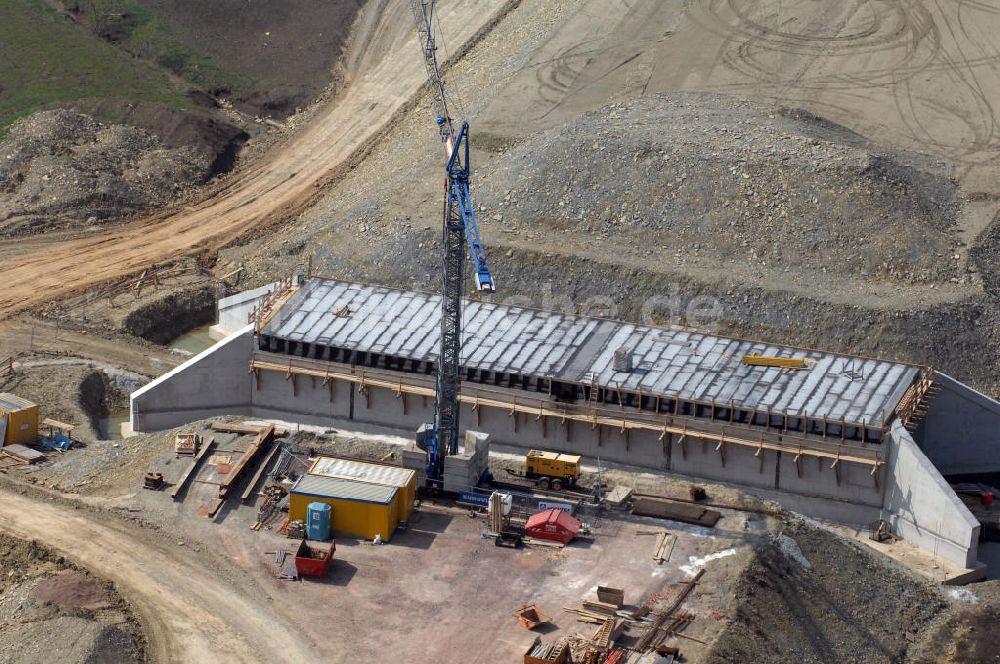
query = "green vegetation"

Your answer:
(63, 0), (249, 93)
(0, 0), (189, 135)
